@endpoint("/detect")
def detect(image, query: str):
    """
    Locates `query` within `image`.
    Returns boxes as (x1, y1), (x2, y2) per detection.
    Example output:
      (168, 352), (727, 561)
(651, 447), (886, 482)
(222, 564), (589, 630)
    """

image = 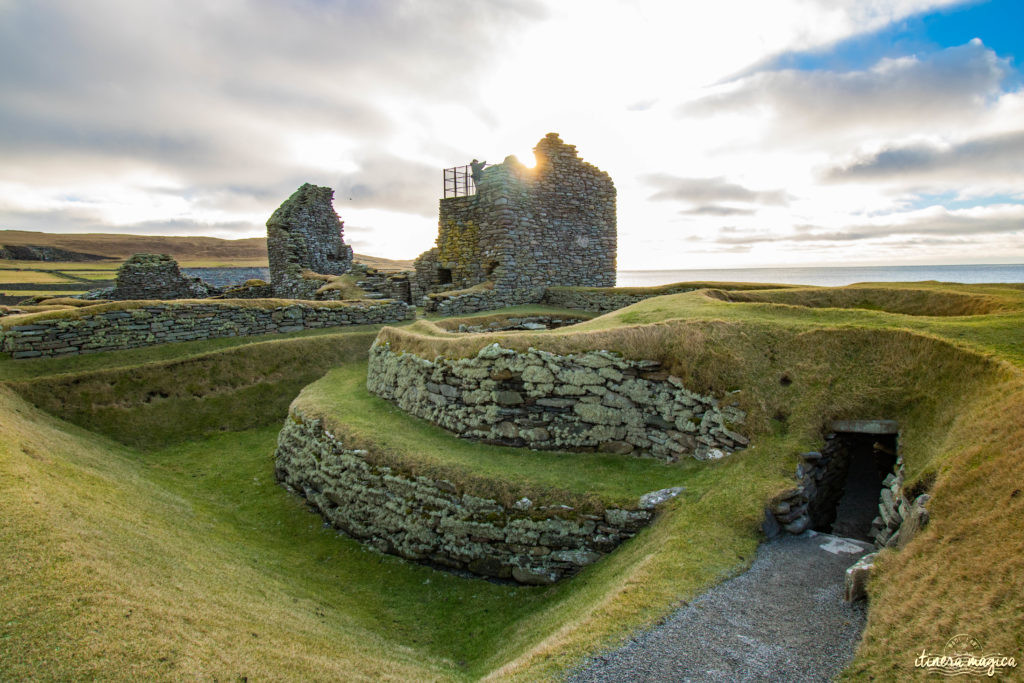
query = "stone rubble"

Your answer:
(107, 253), (216, 300)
